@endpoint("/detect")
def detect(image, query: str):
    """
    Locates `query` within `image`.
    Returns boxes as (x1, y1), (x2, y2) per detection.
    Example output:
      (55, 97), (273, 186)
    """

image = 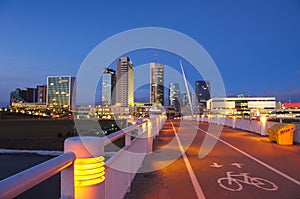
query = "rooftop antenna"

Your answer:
(180, 60), (194, 120)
